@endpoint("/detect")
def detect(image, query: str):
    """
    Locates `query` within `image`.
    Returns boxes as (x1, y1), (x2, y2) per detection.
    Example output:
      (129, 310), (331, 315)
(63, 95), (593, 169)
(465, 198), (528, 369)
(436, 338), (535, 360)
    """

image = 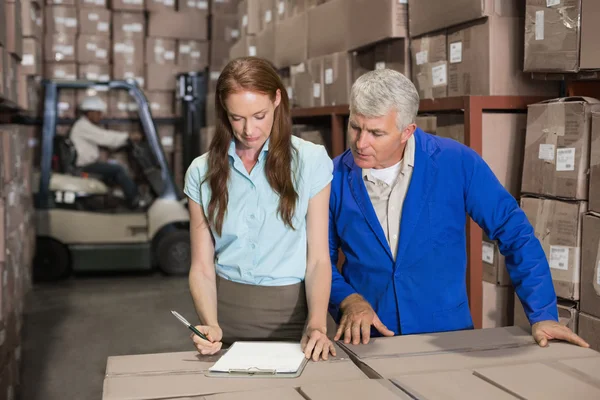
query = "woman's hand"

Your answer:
(190, 325), (223, 355)
(301, 326), (336, 361)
